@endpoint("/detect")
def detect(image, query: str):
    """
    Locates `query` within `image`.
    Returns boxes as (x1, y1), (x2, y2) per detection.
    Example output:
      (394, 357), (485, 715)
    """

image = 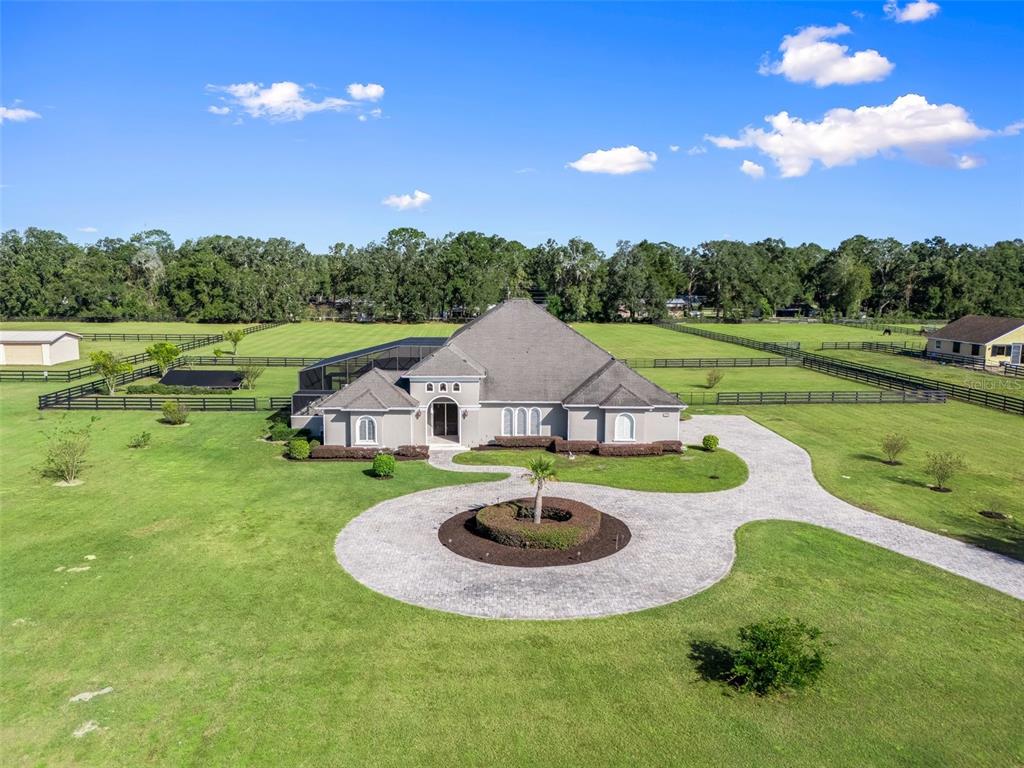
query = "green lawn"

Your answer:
(738, 403), (1024, 560)
(573, 322), (780, 359)
(640, 365), (879, 397)
(233, 321), (460, 357)
(2, 384), (1023, 766)
(453, 447), (748, 492)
